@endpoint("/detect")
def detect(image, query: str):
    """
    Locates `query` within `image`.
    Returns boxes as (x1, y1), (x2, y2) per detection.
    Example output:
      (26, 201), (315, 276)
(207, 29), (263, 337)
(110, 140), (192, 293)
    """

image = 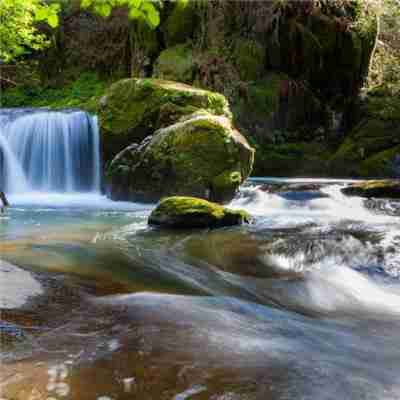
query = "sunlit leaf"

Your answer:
(81, 0), (94, 8)
(48, 14), (59, 28)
